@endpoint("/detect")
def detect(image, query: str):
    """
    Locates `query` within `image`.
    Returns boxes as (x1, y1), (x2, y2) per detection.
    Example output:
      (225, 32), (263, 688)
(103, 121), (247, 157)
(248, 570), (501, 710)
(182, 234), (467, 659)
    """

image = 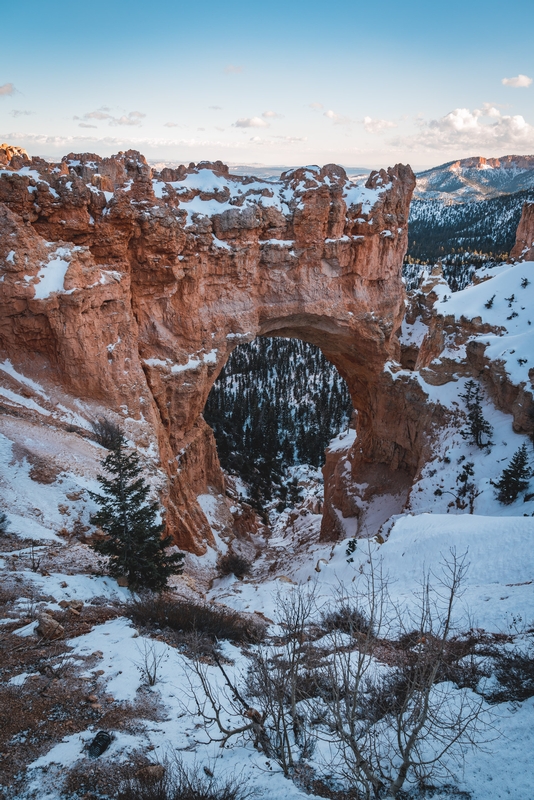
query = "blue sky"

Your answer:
(1, 0), (533, 169)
